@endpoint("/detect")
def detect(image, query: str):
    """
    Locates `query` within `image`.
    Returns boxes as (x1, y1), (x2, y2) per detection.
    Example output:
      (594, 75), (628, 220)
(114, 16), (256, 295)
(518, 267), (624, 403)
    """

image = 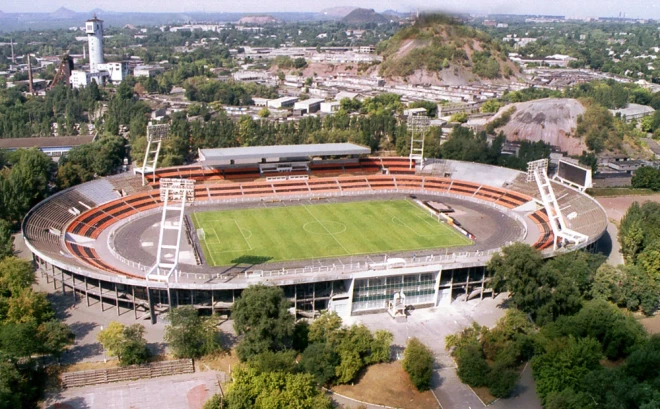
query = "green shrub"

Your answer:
(402, 338), (435, 391)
